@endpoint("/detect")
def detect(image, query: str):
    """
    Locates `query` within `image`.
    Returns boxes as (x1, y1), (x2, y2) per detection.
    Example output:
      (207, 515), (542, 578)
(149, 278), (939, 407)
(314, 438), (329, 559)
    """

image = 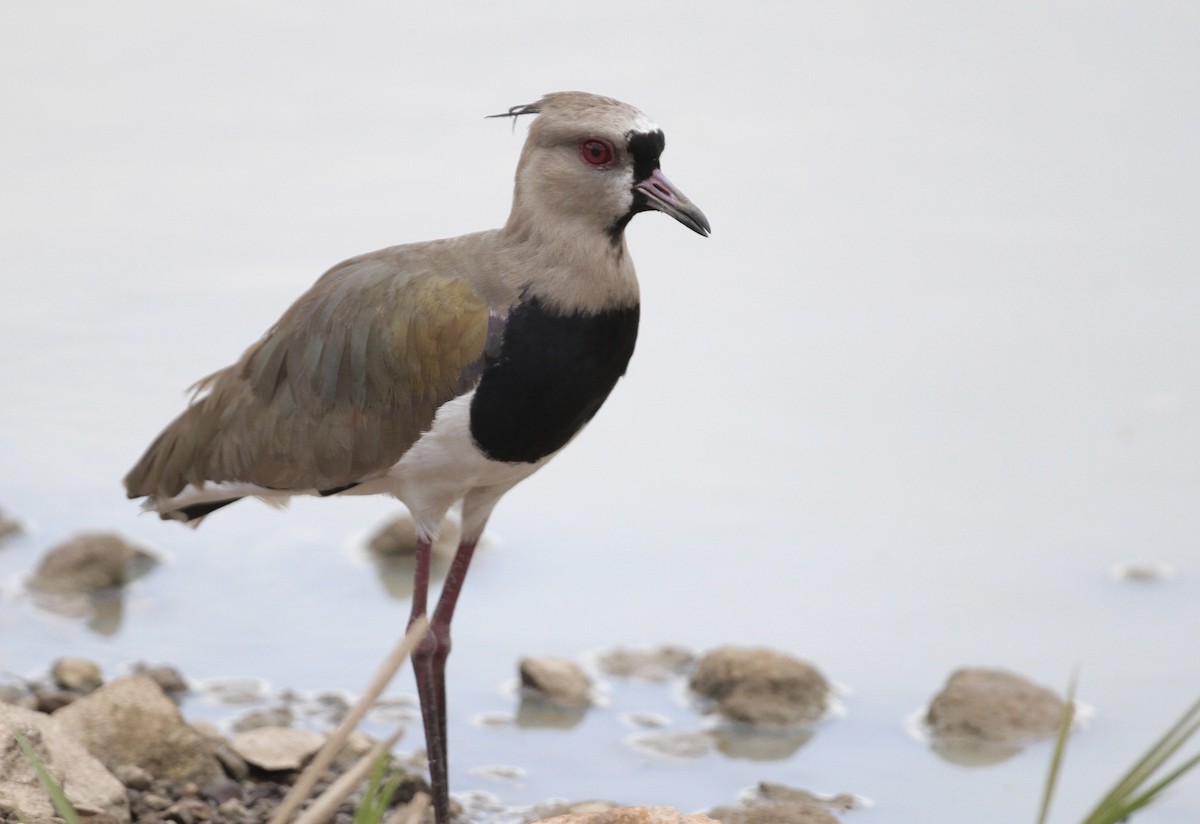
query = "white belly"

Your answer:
(364, 389), (552, 542)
